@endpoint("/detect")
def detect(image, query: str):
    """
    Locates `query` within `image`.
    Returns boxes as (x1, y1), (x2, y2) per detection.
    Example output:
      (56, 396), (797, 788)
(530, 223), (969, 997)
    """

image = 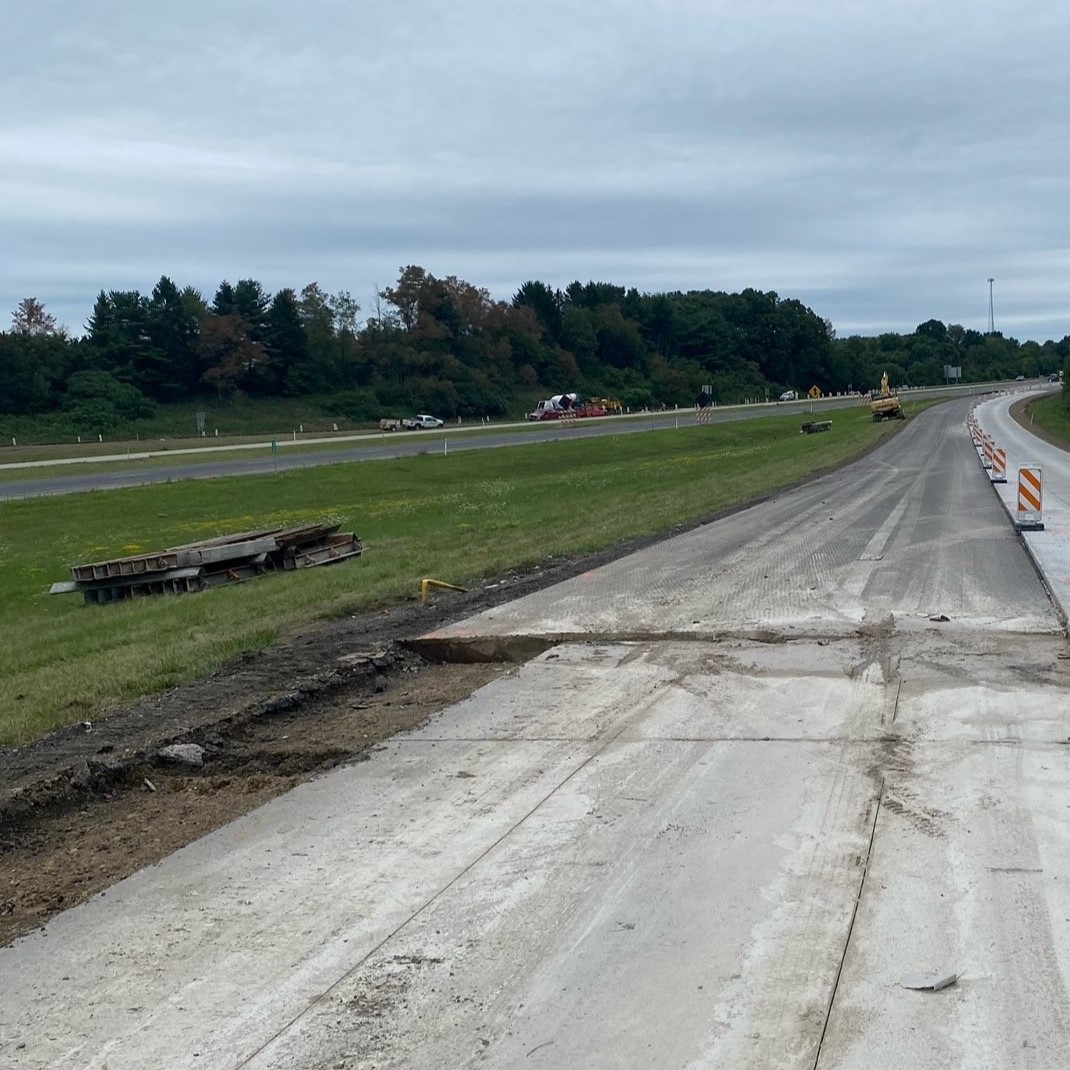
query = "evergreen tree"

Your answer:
(147, 276), (200, 398)
(265, 288), (310, 393)
(212, 281), (236, 316)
